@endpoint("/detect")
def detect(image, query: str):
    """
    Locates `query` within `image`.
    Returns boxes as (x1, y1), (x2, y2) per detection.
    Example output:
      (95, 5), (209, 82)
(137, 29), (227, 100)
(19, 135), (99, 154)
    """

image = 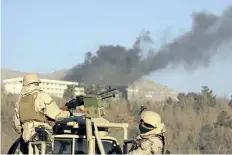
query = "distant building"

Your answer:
(103, 85), (129, 101)
(125, 81), (179, 102)
(2, 77), (85, 98)
(126, 87), (139, 101)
